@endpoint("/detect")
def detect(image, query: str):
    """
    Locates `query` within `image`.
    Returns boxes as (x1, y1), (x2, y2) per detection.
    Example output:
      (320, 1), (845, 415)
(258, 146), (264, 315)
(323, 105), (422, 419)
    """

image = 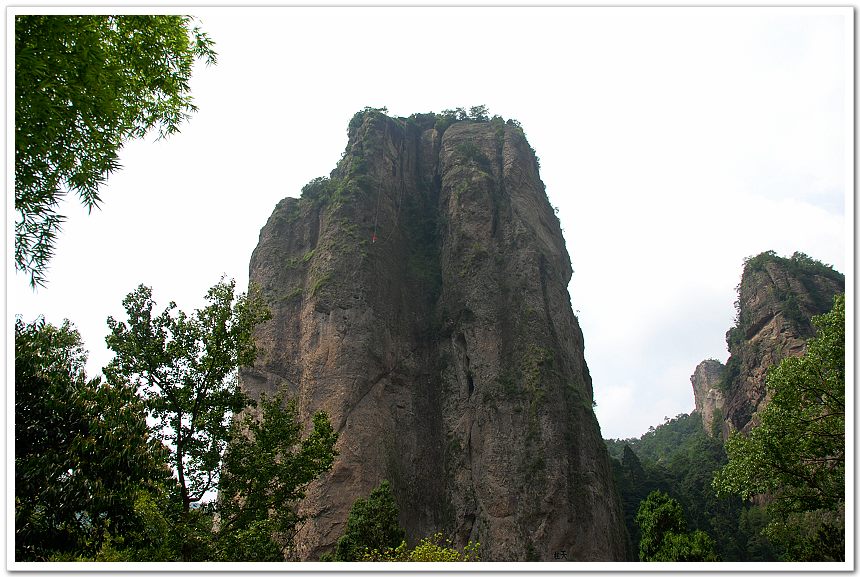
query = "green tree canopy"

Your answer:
(217, 389), (338, 561)
(713, 293), (845, 561)
(15, 15), (216, 287)
(104, 278), (270, 515)
(15, 317), (168, 561)
(634, 490), (718, 562)
(329, 480), (405, 561)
